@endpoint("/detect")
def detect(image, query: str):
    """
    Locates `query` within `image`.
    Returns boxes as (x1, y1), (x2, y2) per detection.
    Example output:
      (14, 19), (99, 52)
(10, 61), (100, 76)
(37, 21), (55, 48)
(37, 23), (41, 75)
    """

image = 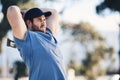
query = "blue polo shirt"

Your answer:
(14, 28), (67, 80)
